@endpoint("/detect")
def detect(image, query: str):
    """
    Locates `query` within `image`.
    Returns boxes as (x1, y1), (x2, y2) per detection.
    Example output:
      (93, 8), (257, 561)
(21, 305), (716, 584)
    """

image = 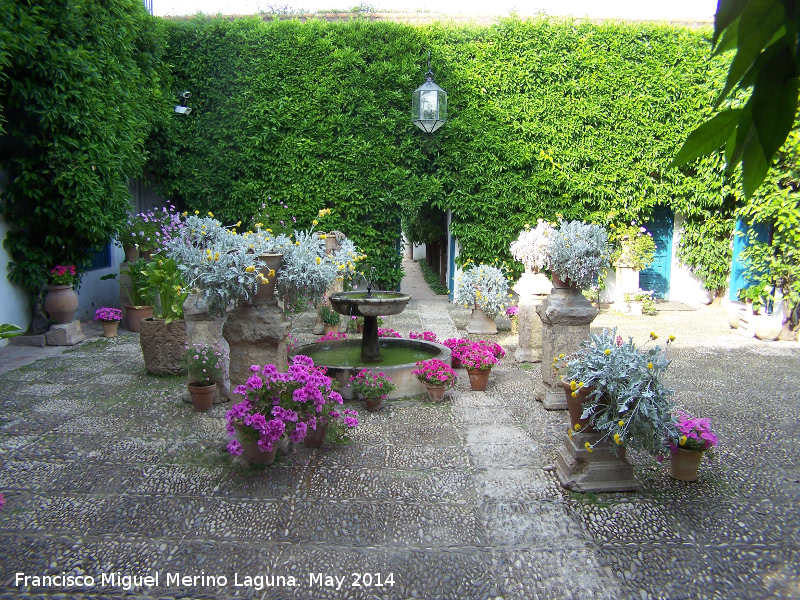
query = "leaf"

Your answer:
(714, 0), (786, 106)
(750, 44), (799, 161)
(713, 0), (748, 47)
(669, 109), (741, 167)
